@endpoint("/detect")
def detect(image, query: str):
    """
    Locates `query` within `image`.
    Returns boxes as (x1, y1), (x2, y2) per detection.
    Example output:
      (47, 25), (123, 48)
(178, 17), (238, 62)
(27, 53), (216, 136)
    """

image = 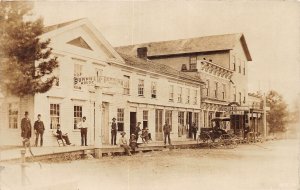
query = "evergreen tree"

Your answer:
(266, 90), (288, 132)
(0, 1), (58, 97)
